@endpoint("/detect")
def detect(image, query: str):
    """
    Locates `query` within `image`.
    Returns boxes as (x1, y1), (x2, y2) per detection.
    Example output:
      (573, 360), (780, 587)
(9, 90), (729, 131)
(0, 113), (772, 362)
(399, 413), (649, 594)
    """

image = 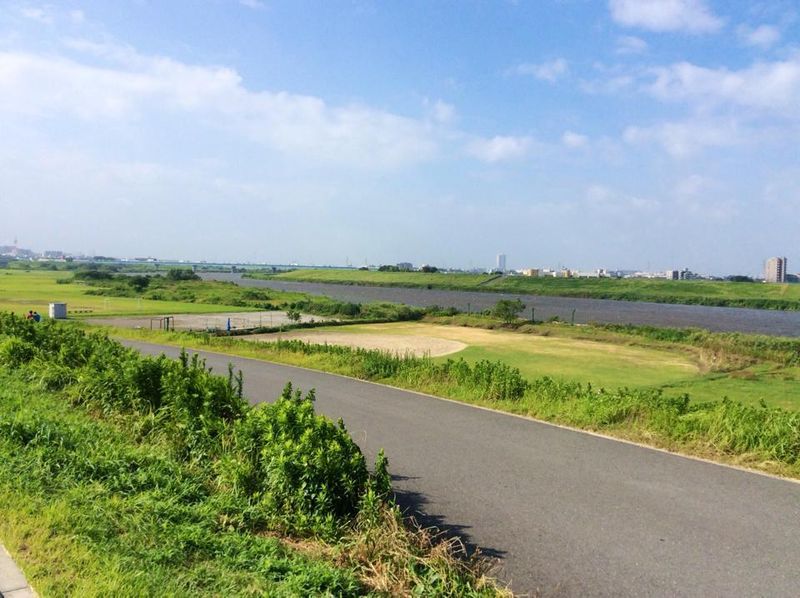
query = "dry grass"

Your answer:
(277, 505), (513, 597)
